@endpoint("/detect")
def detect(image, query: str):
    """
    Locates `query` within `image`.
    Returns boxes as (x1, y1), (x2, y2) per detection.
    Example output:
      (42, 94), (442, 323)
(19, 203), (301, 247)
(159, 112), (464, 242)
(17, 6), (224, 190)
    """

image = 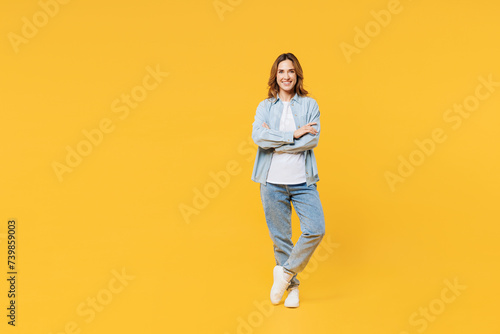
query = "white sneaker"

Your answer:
(270, 266), (291, 304)
(284, 287), (299, 308)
